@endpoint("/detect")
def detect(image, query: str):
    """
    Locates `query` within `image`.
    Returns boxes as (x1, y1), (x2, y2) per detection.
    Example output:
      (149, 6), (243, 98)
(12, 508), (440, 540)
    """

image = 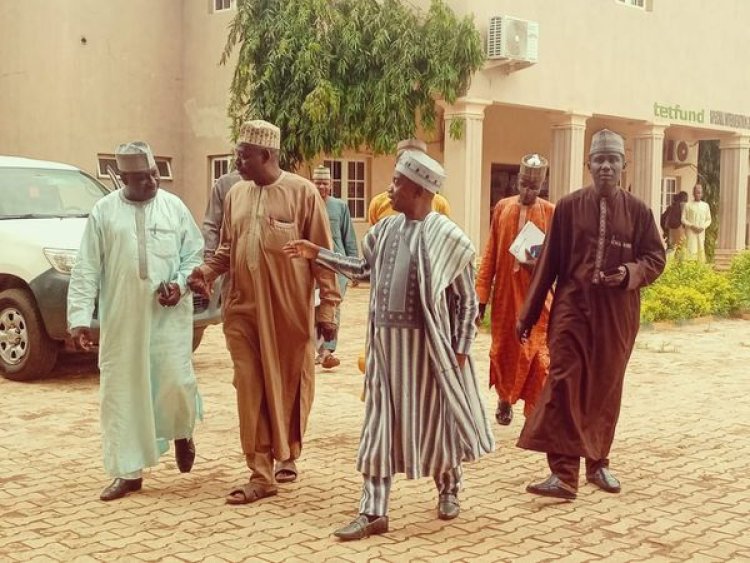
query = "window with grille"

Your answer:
(214, 0), (233, 12)
(617, 0), (647, 9)
(323, 159), (368, 220)
(661, 177), (678, 215)
(210, 155), (232, 186)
